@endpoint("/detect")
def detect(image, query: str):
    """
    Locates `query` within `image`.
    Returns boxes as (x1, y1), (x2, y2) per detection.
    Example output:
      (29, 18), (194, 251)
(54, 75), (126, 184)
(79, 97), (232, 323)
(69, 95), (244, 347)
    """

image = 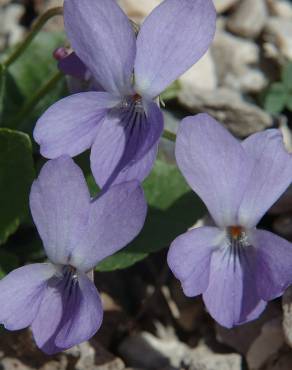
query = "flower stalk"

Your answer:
(3, 7), (63, 68)
(8, 71), (63, 128)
